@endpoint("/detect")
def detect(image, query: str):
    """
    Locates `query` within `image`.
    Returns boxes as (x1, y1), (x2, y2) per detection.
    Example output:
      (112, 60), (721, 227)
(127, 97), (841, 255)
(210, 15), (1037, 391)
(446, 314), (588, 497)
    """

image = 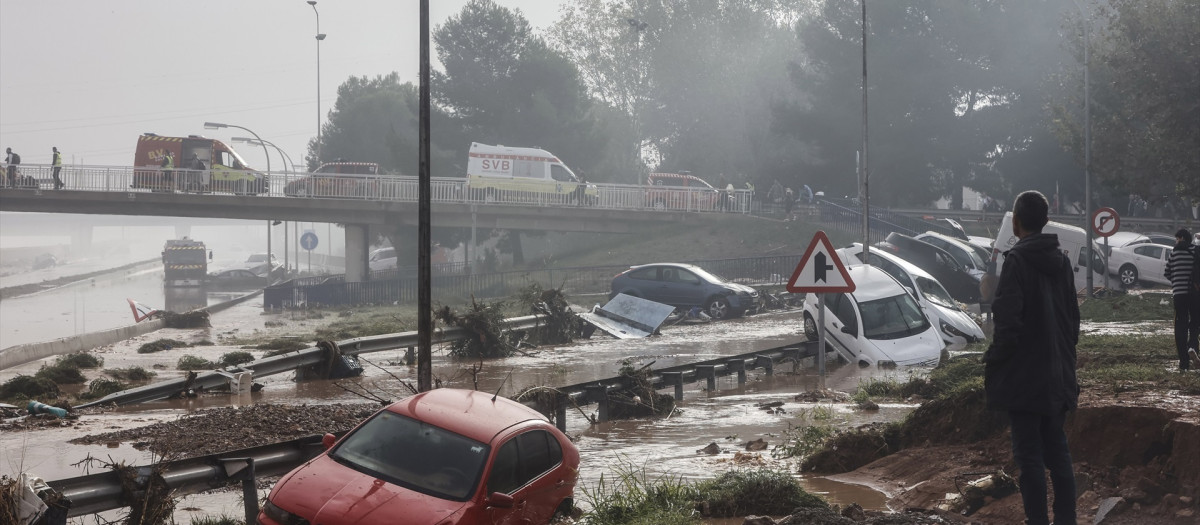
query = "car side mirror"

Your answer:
(322, 433), (337, 450)
(841, 326), (854, 335)
(487, 492), (515, 509)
